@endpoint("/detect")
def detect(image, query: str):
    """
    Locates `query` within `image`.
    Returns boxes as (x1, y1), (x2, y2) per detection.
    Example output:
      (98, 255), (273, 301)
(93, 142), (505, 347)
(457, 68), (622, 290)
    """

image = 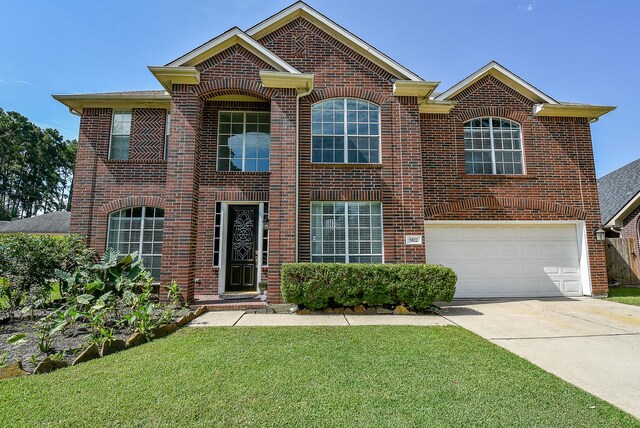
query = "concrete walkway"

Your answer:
(189, 311), (453, 327)
(439, 298), (640, 419)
